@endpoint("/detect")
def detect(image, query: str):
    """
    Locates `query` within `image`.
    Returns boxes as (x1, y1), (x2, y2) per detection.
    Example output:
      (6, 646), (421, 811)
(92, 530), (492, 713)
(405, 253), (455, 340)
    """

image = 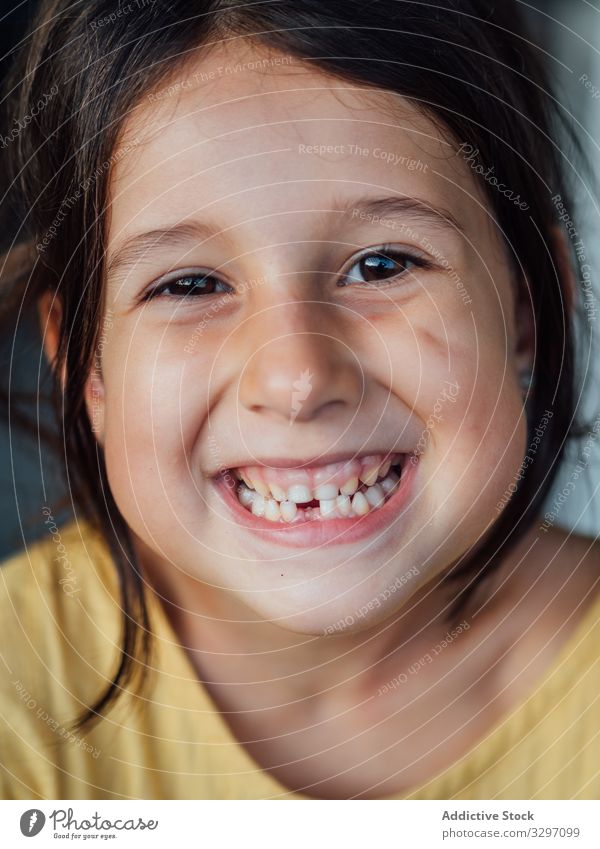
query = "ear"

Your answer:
(550, 223), (577, 314)
(38, 290), (66, 388)
(513, 276), (535, 376)
(38, 291), (106, 444)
